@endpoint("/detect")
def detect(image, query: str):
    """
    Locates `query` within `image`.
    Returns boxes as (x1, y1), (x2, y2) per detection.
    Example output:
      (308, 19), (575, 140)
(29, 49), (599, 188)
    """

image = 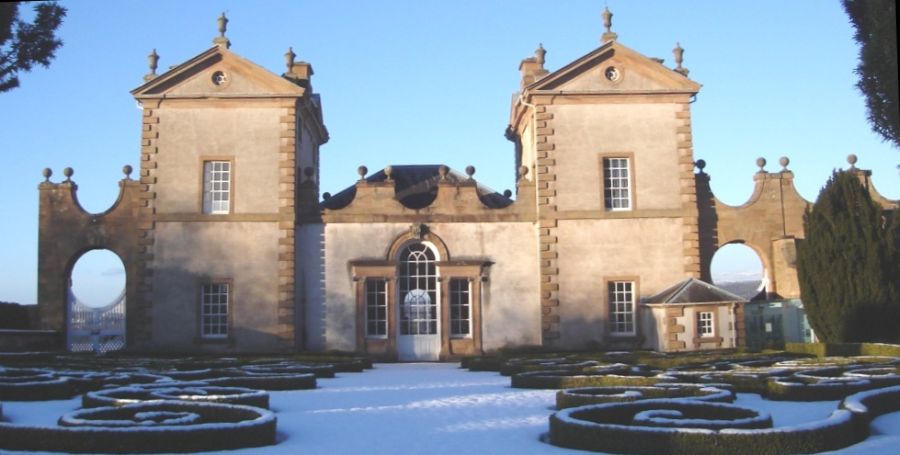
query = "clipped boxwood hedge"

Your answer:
(550, 399), (858, 455)
(512, 370), (669, 389)
(0, 400), (276, 453)
(557, 384), (734, 410)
